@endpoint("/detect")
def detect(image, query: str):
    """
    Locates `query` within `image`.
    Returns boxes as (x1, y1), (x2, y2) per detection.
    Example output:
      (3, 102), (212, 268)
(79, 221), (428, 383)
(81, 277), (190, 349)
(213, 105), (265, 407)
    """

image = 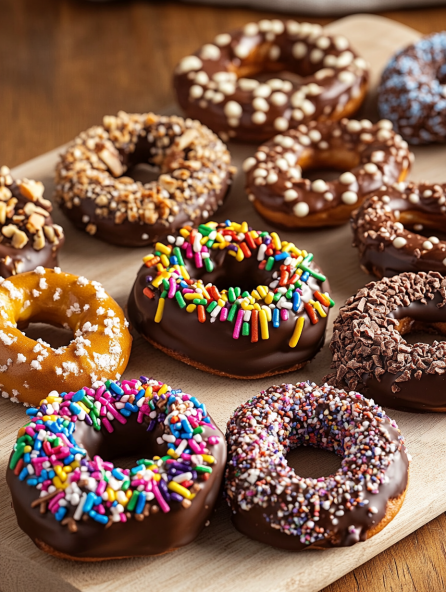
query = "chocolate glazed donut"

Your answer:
(54, 112), (235, 247)
(351, 182), (446, 278)
(325, 271), (446, 412)
(128, 221), (333, 379)
(225, 383), (409, 551)
(0, 166), (64, 277)
(174, 19), (369, 143)
(7, 378), (227, 560)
